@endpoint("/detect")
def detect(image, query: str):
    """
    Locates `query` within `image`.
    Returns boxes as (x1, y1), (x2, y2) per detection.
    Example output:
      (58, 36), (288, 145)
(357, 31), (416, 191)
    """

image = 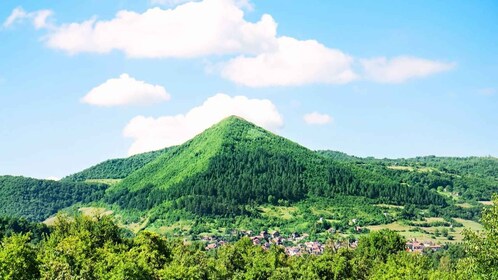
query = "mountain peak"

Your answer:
(214, 115), (255, 128)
